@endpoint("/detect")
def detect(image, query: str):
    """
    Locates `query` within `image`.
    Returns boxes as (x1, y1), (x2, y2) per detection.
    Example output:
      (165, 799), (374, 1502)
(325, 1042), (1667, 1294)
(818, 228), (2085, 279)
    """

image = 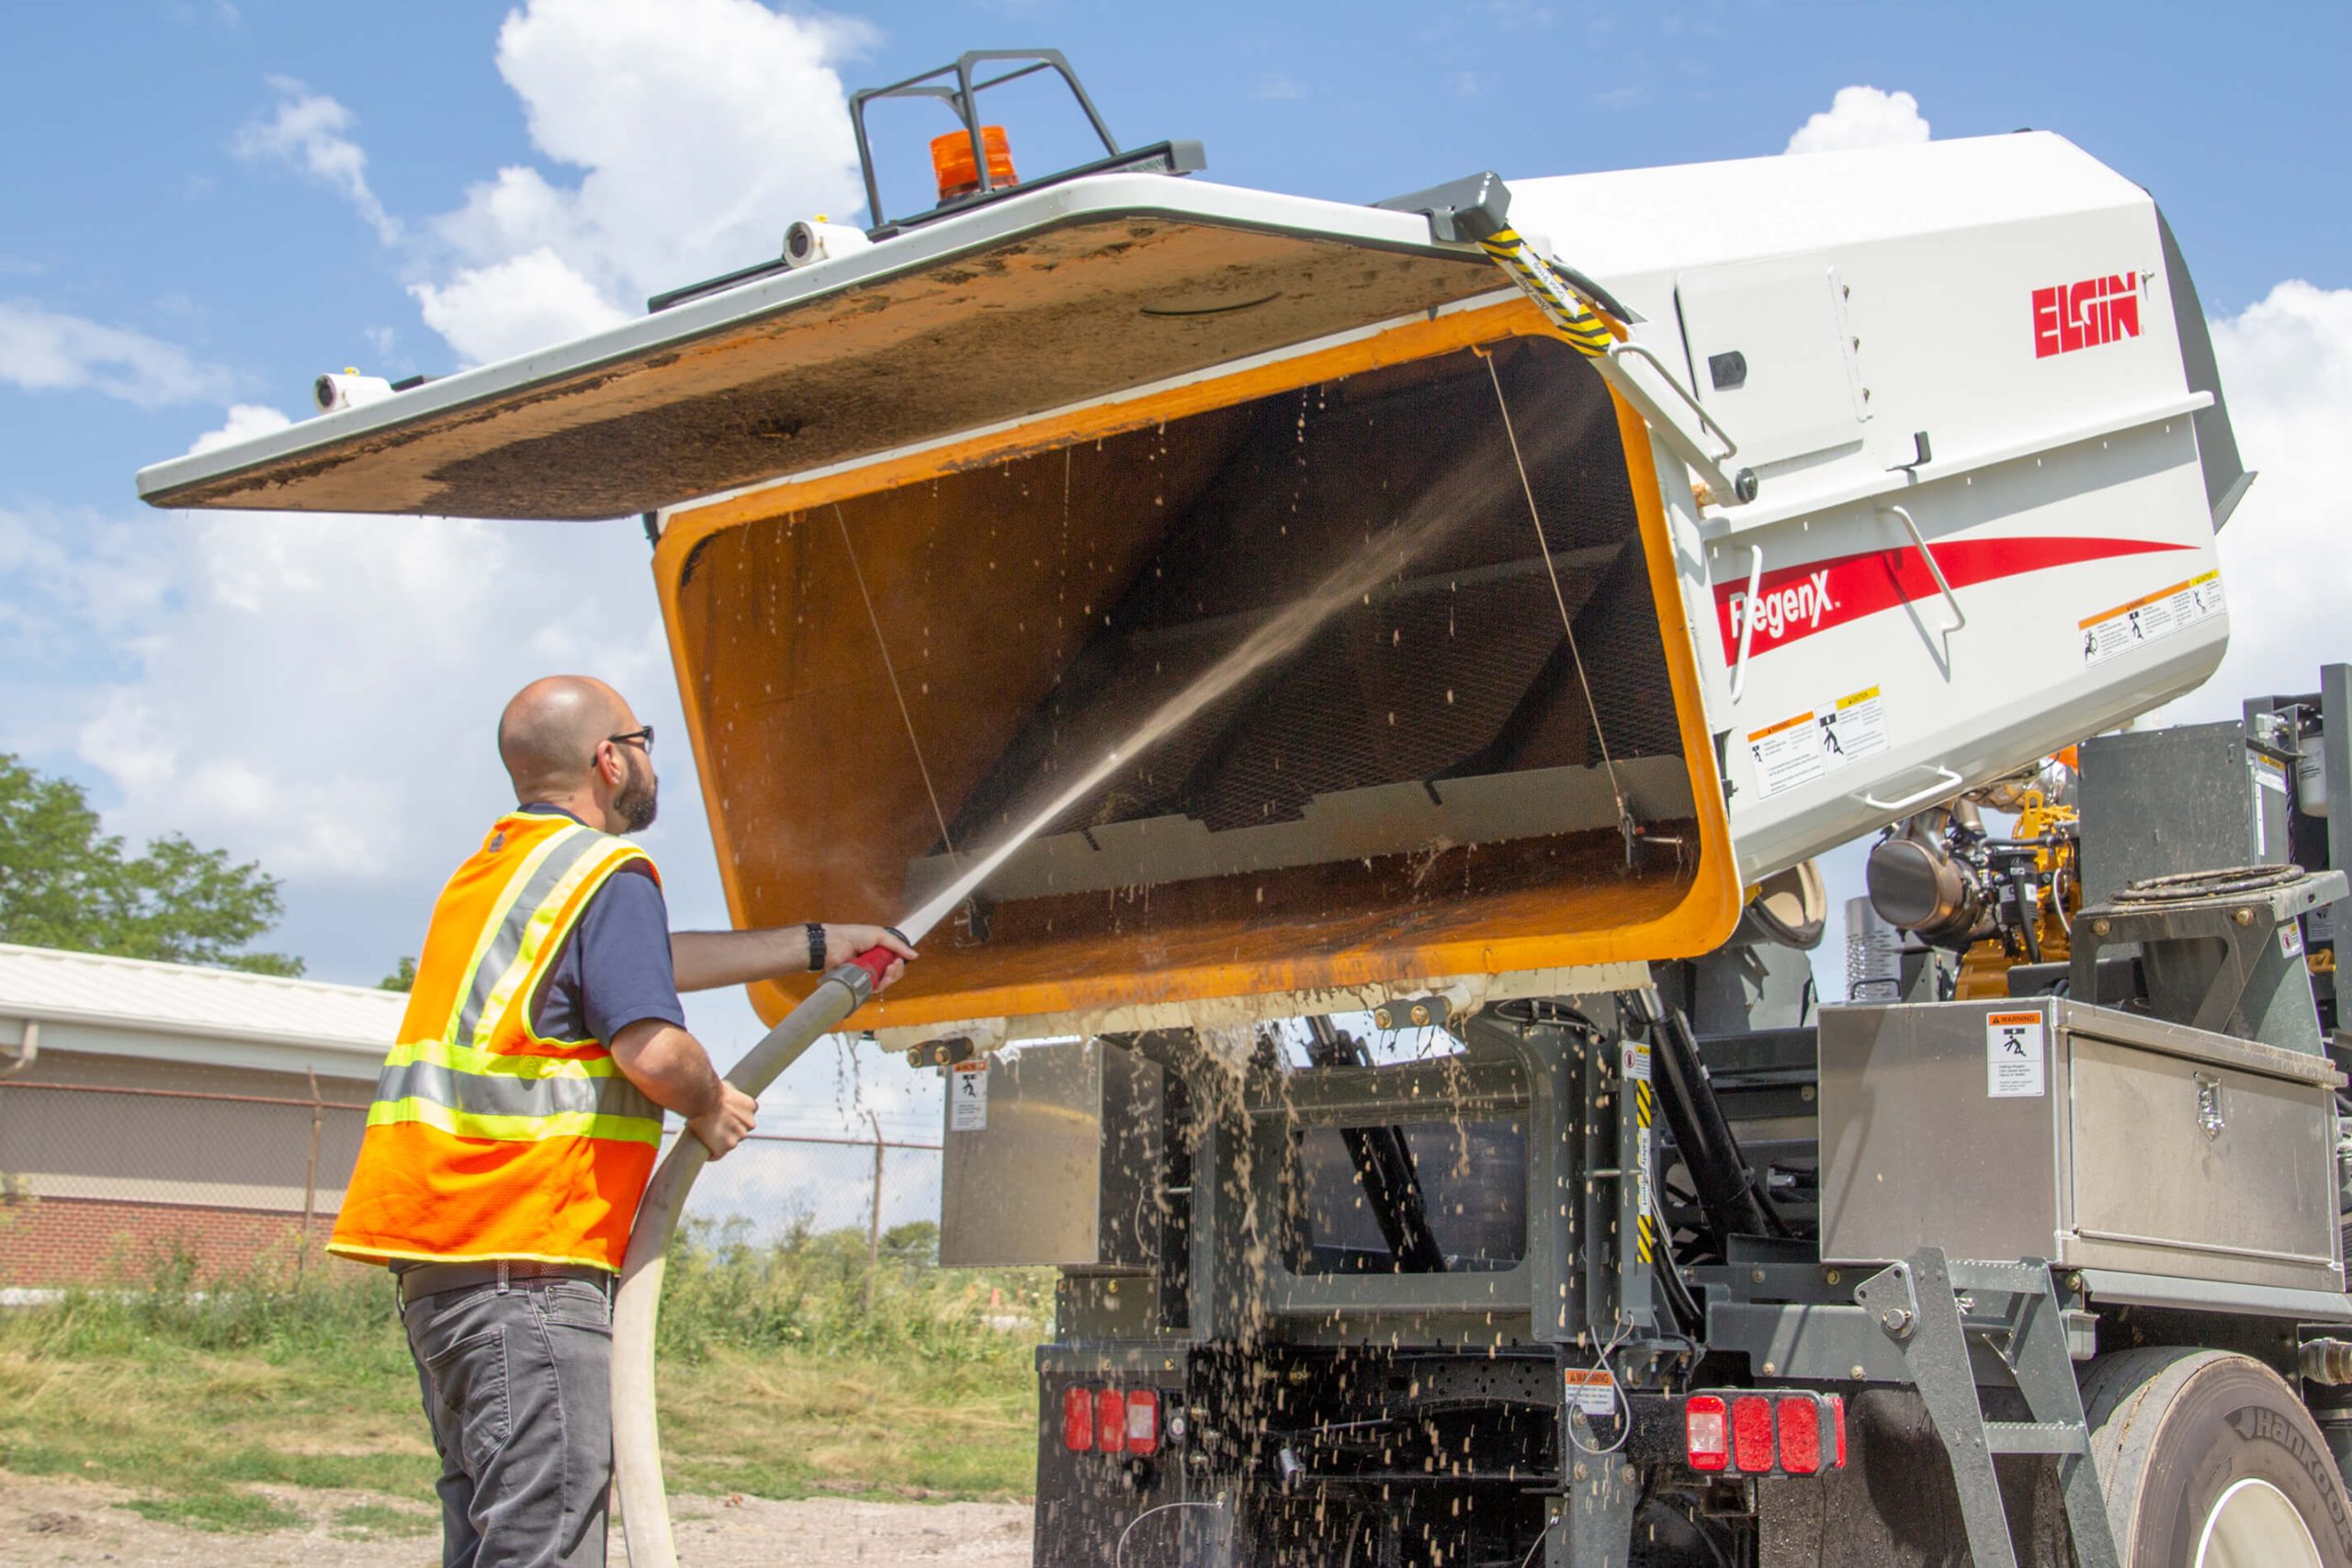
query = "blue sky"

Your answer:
(4, 1), (2346, 1146)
